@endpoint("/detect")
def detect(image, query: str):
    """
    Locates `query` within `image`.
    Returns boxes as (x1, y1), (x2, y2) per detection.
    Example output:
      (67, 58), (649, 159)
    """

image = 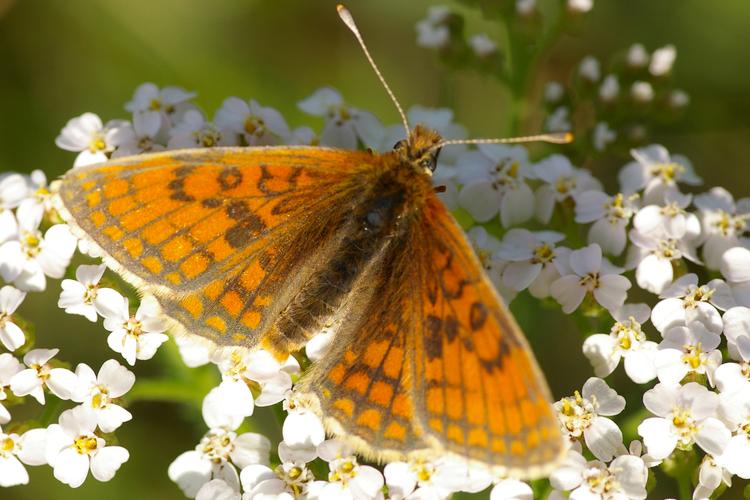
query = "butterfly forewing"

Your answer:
(59, 147), (381, 351)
